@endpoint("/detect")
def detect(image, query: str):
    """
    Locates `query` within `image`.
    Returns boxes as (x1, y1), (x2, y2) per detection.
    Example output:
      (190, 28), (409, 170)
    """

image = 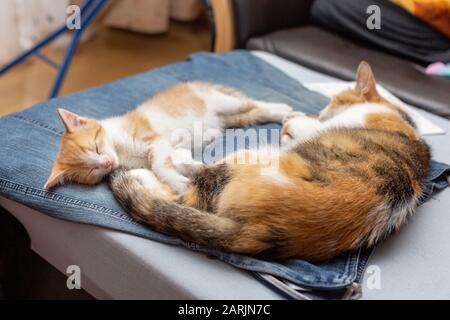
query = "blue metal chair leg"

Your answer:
(49, 0), (108, 98)
(0, 26), (67, 75)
